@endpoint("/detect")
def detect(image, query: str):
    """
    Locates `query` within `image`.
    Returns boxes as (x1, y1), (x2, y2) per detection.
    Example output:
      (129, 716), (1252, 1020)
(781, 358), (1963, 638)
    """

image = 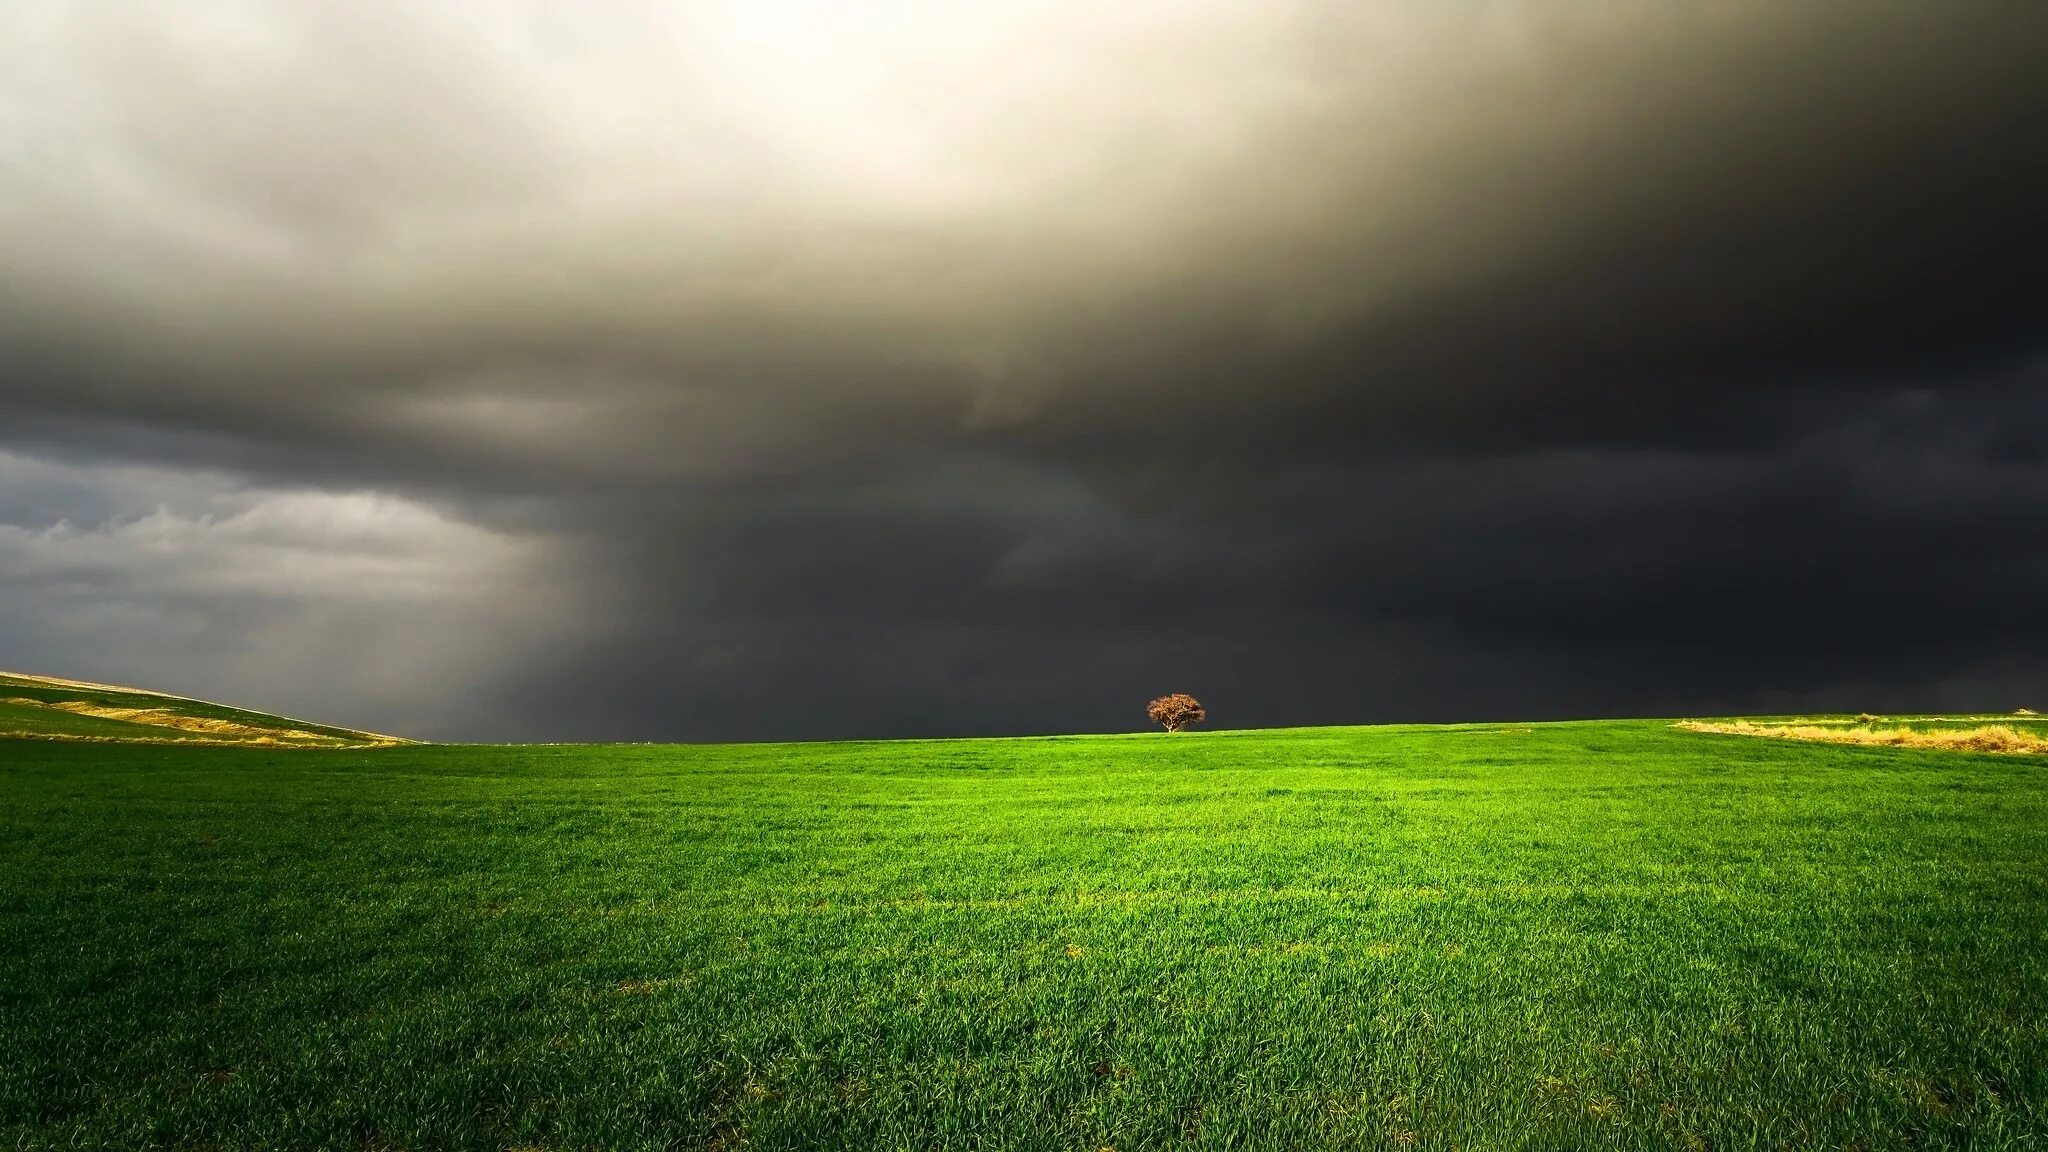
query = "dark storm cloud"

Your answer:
(2, 1), (2045, 738)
